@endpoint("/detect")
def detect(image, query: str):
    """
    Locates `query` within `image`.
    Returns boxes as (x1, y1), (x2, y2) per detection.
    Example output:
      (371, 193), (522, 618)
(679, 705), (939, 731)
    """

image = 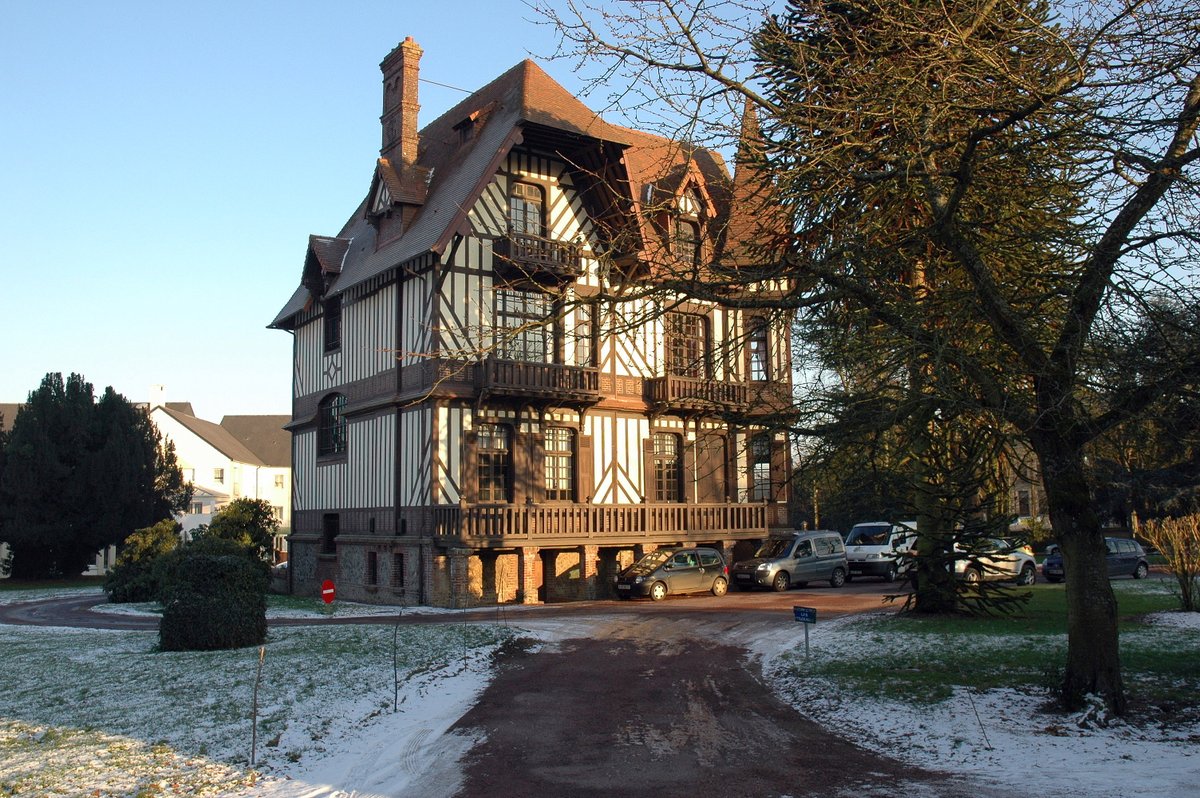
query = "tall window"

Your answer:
(544, 427), (575, 501)
(323, 296), (342, 352)
(213, 468), (224, 484)
(666, 312), (707, 379)
(391, 552), (406, 590)
(652, 432), (682, 503)
(748, 320), (770, 381)
(675, 219), (699, 265)
(509, 181), (544, 236)
(477, 423), (511, 503)
(366, 551), (379, 586)
(317, 393), (347, 456)
(321, 513), (339, 555)
(496, 288), (552, 362)
(750, 435), (772, 501)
